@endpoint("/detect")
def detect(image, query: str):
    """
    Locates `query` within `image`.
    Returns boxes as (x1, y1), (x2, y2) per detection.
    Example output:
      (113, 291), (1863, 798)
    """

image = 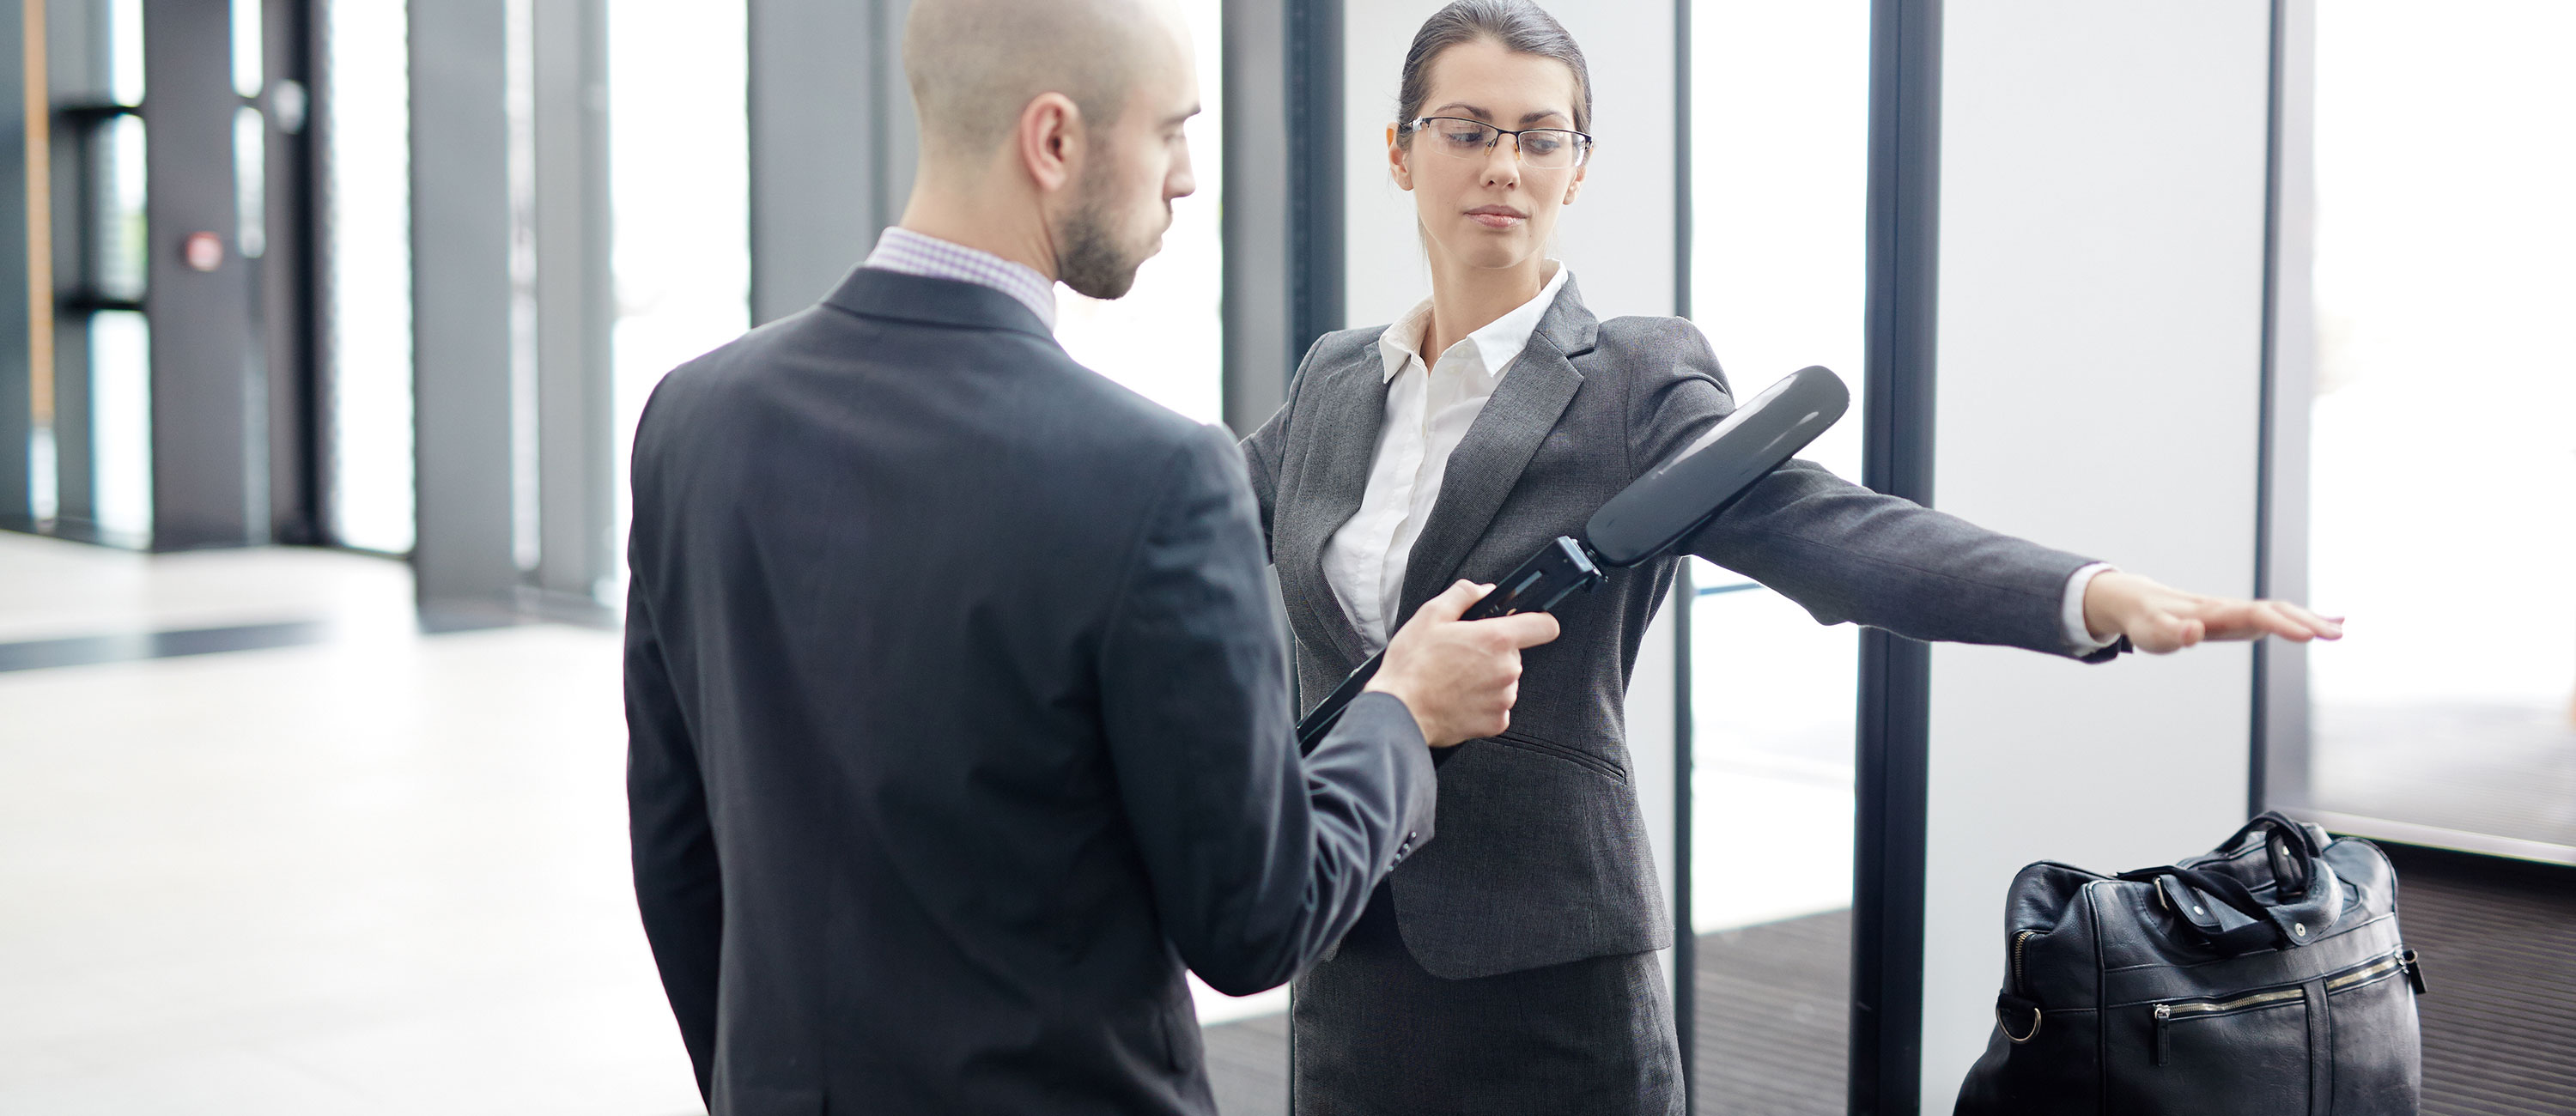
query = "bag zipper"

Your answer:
(2013, 930), (2038, 994)
(2151, 949), (2411, 1066)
